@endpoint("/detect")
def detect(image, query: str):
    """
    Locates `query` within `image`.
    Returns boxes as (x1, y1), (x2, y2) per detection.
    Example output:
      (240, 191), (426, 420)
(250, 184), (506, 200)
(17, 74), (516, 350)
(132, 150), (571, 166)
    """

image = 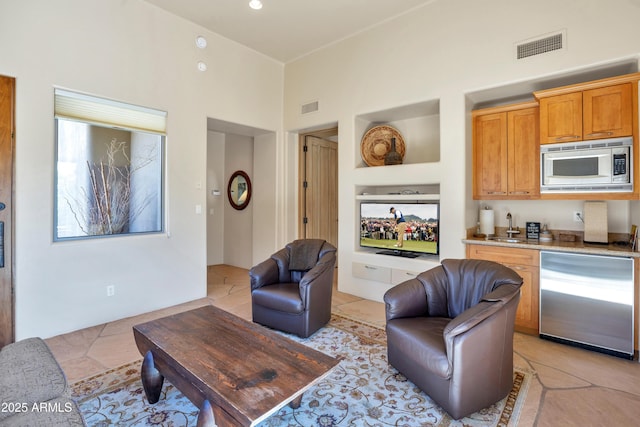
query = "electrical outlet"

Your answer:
(106, 285), (115, 297)
(573, 211), (583, 222)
